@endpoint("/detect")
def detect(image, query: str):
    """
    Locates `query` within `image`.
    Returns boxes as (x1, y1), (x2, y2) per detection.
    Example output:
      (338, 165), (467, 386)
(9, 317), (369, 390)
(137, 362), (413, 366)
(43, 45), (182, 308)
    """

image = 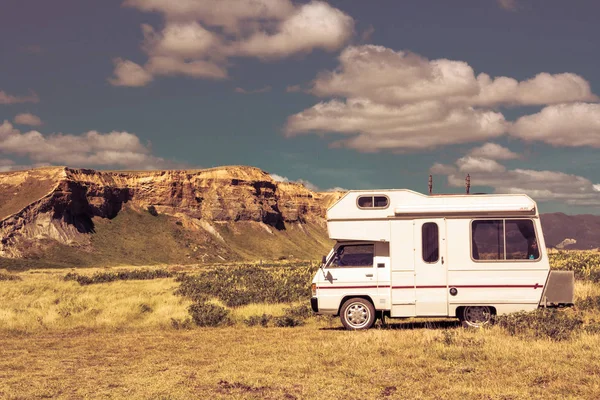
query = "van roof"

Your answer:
(327, 189), (537, 220)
